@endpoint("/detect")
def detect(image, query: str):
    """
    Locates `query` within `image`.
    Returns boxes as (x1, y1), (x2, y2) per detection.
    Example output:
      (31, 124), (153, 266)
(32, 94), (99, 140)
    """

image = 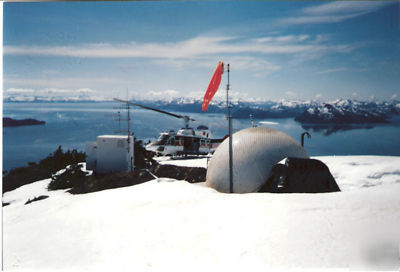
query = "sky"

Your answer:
(2, 1), (400, 102)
